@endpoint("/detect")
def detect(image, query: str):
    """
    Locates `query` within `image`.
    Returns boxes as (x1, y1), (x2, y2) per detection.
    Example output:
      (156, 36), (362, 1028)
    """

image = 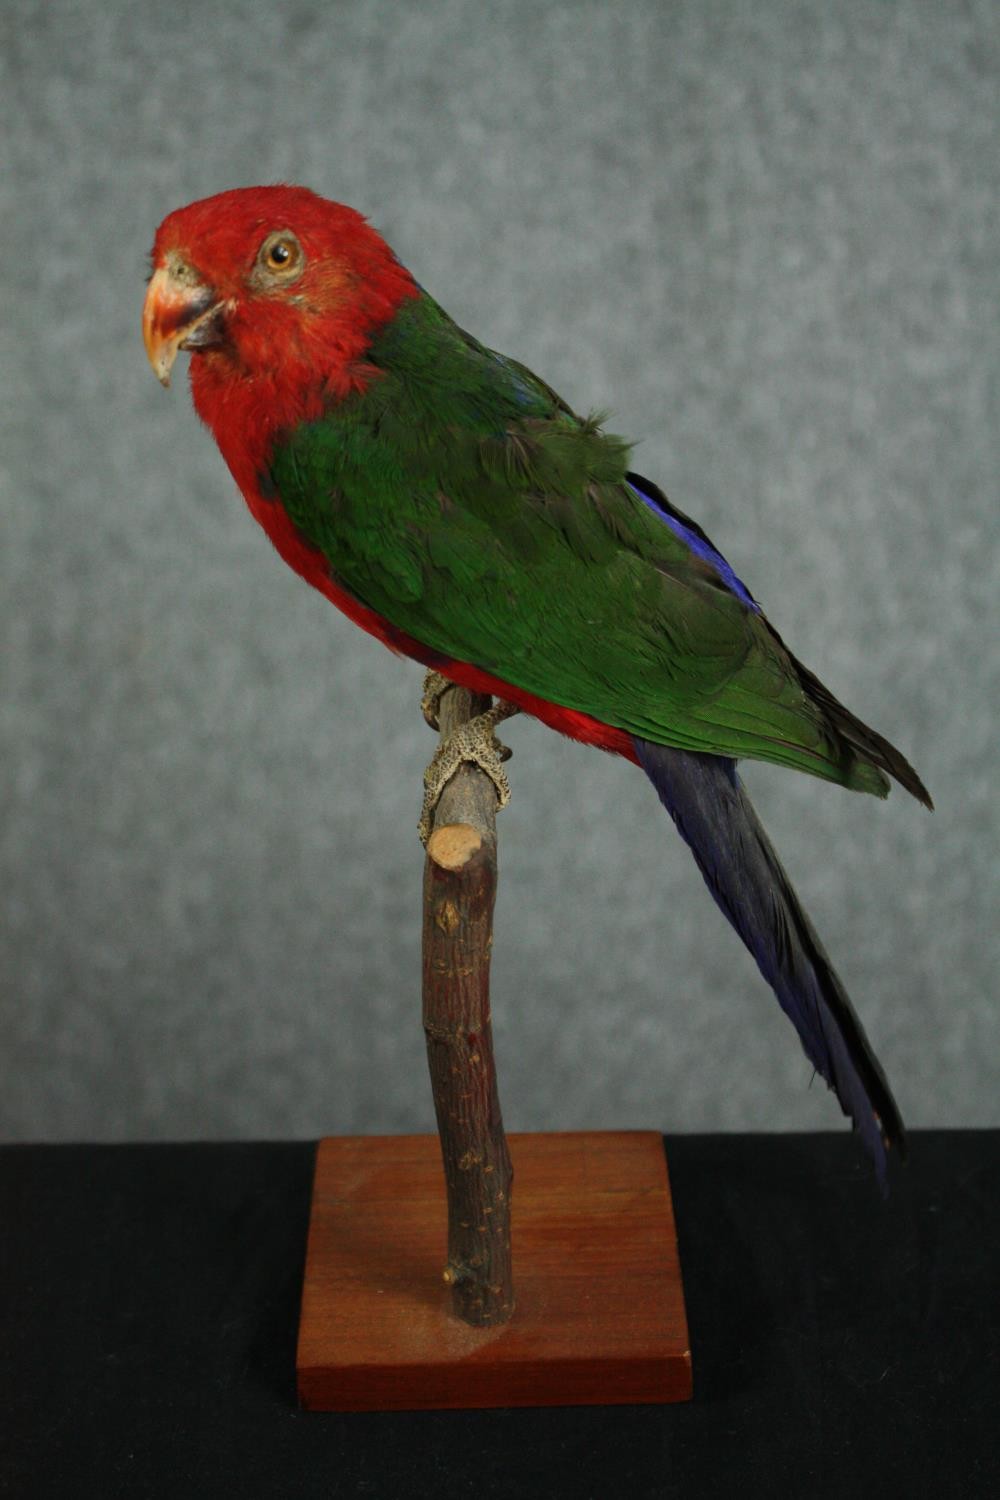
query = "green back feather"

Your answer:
(268, 293), (896, 794)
